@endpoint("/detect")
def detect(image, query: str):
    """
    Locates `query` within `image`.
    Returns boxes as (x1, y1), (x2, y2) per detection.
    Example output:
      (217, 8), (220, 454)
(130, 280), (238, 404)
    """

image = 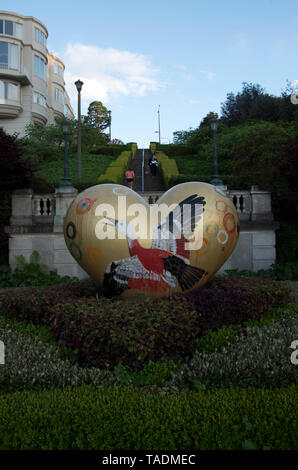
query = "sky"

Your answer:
(2, 0), (298, 146)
